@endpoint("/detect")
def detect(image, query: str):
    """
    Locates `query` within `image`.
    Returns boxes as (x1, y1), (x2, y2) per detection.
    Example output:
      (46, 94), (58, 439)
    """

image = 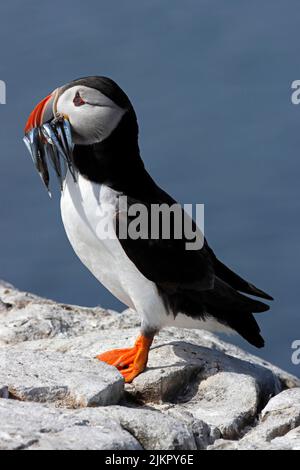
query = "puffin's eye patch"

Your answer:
(73, 91), (86, 107)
